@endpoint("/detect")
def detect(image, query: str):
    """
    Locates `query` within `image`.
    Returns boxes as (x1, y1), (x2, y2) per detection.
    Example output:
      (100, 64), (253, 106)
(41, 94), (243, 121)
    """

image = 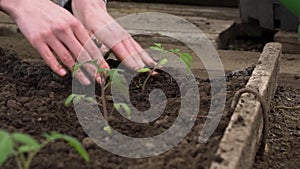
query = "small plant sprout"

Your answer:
(114, 103), (131, 116)
(149, 43), (169, 53)
(66, 59), (130, 134)
(0, 130), (89, 169)
(151, 43), (193, 73)
(65, 94), (94, 107)
(138, 58), (168, 93)
(138, 43), (193, 92)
